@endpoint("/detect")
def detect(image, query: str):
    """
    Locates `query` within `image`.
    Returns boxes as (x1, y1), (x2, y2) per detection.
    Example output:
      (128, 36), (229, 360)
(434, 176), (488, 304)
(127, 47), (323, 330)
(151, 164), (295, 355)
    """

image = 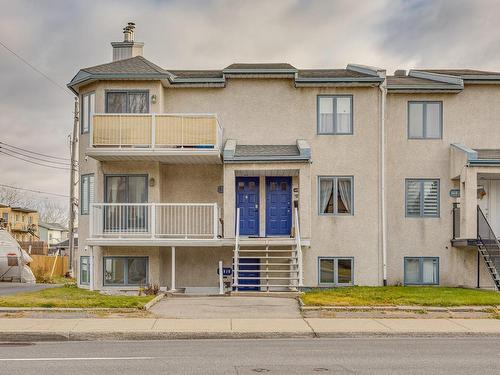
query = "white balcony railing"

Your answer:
(90, 203), (220, 240)
(91, 113), (223, 150)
